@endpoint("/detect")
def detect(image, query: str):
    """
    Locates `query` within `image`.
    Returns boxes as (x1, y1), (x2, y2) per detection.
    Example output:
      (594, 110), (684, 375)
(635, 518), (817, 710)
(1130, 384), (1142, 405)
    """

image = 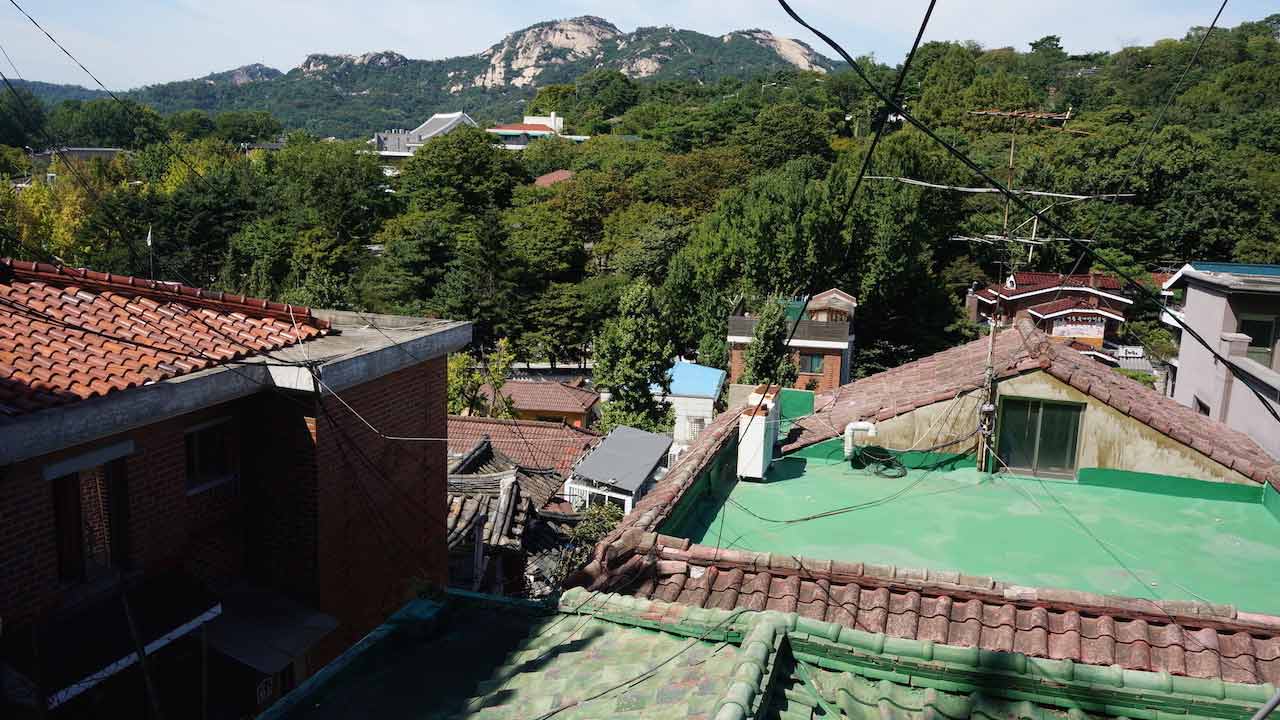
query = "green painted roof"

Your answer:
(262, 590), (1272, 720)
(667, 438), (1280, 615)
